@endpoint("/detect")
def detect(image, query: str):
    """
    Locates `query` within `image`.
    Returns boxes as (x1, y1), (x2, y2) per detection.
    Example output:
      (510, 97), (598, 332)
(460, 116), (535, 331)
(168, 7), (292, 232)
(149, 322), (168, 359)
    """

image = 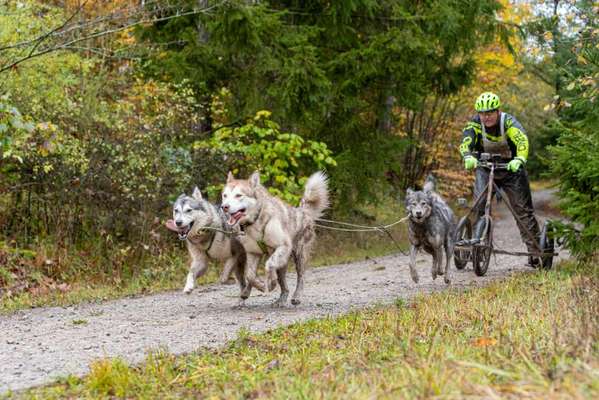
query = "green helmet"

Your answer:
(475, 92), (501, 112)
